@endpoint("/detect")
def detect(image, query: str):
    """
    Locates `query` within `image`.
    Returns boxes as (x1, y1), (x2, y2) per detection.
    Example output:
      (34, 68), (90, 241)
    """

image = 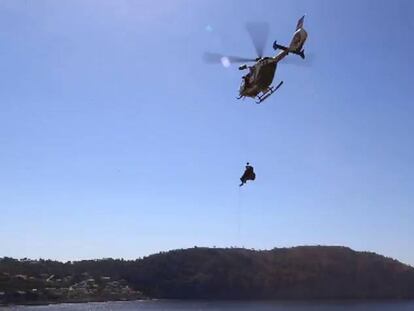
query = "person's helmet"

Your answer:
(246, 162), (250, 165)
